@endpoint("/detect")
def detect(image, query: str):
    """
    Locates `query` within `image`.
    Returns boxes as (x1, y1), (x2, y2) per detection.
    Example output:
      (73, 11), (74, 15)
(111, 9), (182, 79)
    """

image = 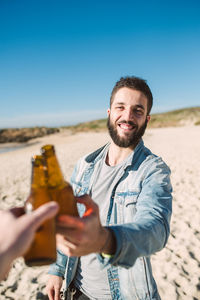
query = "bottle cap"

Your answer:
(41, 144), (55, 156)
(32, 155), (45, 166)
